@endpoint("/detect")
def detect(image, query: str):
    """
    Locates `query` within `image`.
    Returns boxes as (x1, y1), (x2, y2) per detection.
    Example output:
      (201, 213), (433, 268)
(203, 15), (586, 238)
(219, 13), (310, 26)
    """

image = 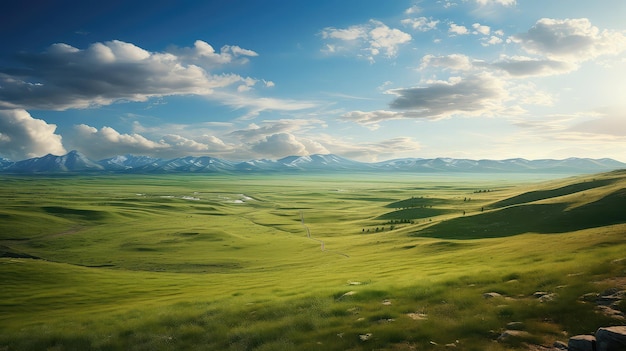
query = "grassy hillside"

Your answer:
(1, 171), (625, 350)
